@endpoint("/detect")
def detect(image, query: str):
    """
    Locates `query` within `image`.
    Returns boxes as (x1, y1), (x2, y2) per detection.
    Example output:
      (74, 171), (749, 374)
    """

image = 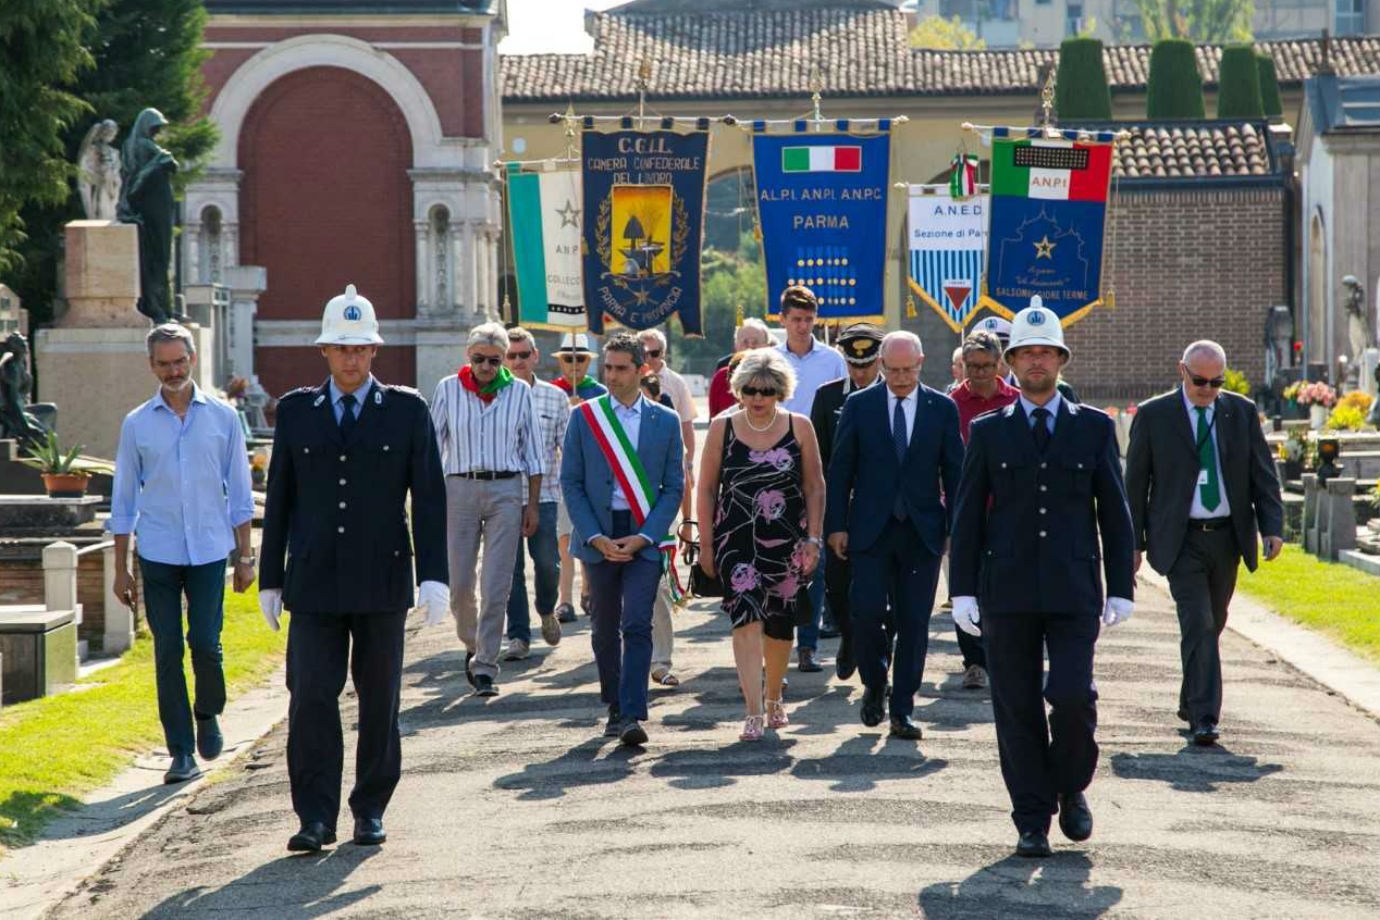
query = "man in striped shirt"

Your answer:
(430, 322), (545, 697)
(502, 326), (570, 660)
